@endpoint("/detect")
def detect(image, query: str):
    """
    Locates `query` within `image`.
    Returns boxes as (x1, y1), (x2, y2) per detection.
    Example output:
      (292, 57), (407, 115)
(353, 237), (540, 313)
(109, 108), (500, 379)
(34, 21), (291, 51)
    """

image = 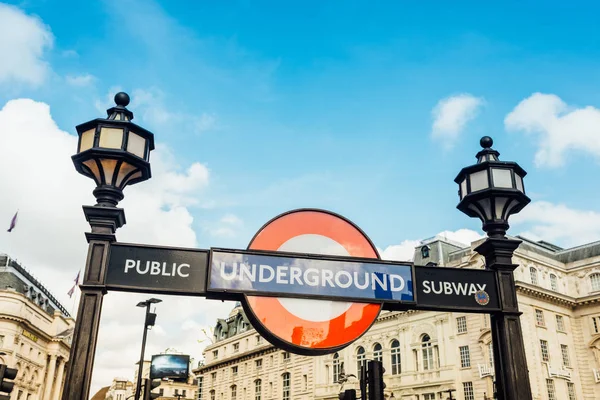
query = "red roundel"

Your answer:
(242, 209), (382, 355)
